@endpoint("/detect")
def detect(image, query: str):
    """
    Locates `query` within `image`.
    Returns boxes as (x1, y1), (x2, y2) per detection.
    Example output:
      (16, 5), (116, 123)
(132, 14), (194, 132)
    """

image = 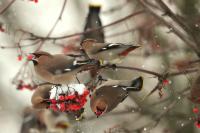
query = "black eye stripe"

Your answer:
(32, 60), (38, 65)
